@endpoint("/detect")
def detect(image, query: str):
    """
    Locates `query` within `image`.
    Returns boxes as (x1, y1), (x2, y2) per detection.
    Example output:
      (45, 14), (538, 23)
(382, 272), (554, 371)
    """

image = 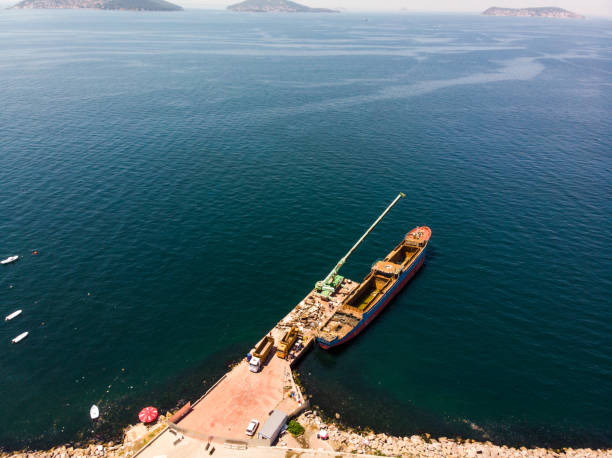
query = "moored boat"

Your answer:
(5, 310), (23, 321)
(1, 255), (19, 265)
(11, 331), (29, 344)
(317, 226), (431, 349)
